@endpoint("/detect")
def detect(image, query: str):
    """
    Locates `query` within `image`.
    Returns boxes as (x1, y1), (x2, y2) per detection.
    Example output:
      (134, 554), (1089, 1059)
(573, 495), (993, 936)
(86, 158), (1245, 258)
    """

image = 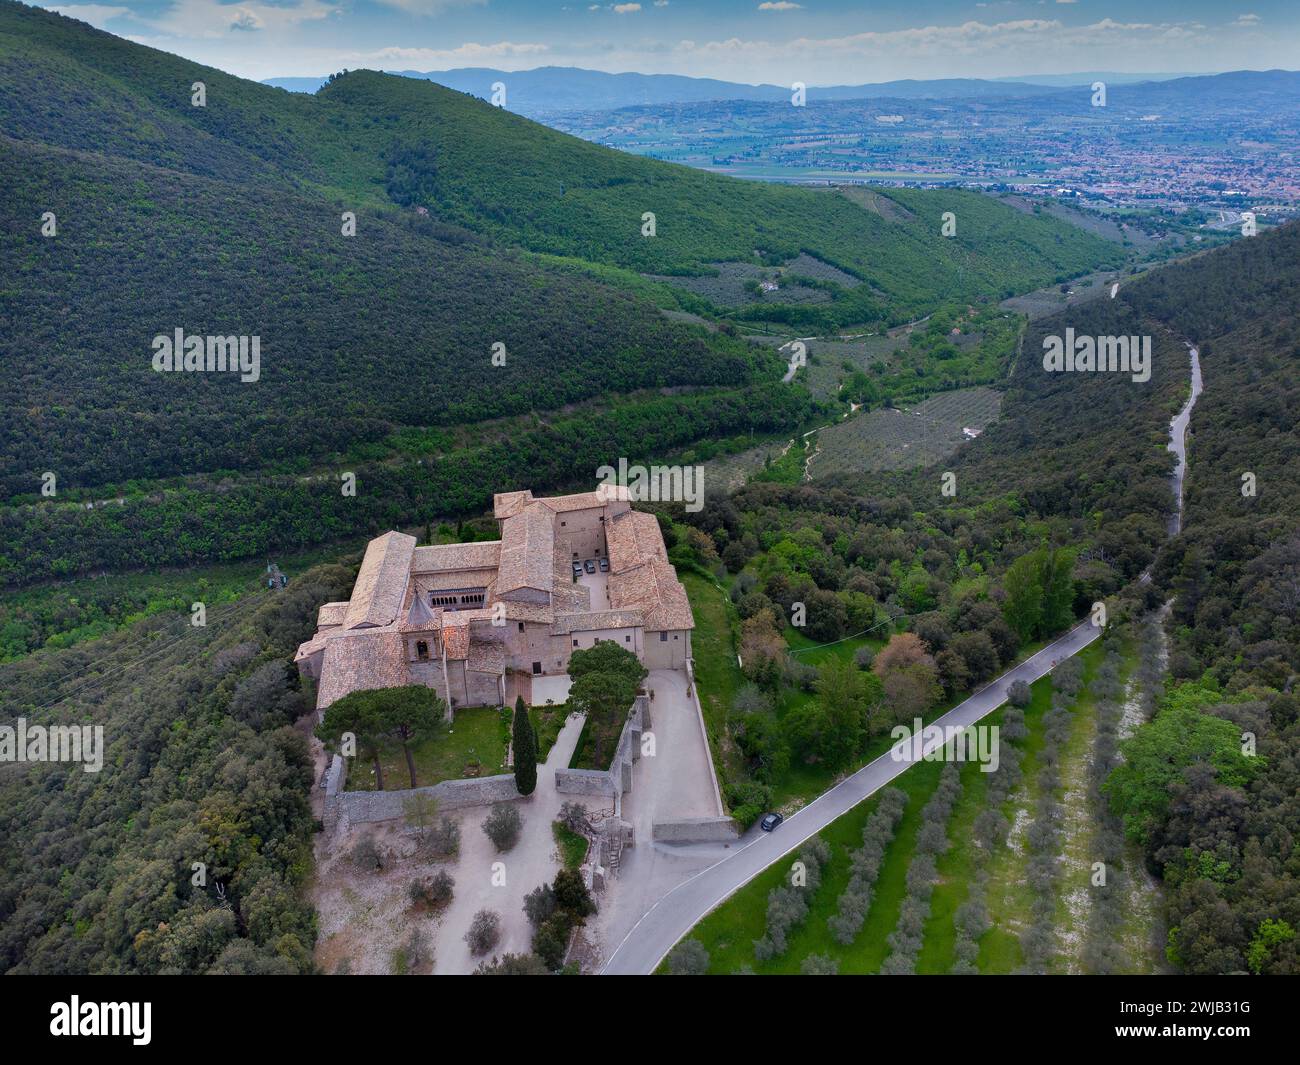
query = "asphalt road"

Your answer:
(601, 617), (1102, 975)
